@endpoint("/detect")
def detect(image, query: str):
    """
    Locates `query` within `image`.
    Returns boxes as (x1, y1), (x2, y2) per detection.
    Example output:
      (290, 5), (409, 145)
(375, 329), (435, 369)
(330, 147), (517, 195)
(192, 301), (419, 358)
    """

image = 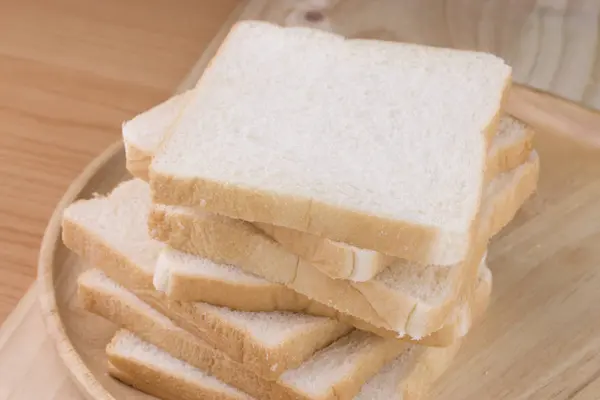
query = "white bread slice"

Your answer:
(150, 153), (539, 338)
(79, 271), (287, 399)
(63, 178), (483, 346)
(254, 117), (533, 282)
(79, 270), (413, 400)
(107, 331), (254, 400)
(62, 185), (351, 379)
(107, 330), (461, 400)
(124, 90), (532, 282)
(154, 246), (483, 346)
(153, 250), (312, 312)
(84, 267), (491, 400)
(148, 21), (512, 266)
